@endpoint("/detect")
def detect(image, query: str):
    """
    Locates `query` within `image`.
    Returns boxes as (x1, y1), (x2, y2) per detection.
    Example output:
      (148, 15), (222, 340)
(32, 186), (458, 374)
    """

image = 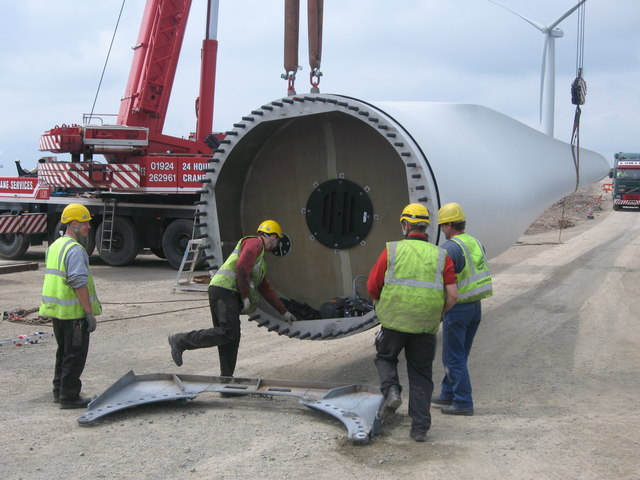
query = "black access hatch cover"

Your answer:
(305, 178), (374, 249)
